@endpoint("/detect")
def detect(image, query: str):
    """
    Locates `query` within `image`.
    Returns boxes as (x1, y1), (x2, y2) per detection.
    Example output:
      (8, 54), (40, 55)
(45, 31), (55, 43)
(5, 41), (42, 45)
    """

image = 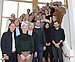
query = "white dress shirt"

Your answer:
(41, 19), (49, 22)
(28, 30), (33, 36)
(12, 32), (16, 52)
(16, 27), (20, 36)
